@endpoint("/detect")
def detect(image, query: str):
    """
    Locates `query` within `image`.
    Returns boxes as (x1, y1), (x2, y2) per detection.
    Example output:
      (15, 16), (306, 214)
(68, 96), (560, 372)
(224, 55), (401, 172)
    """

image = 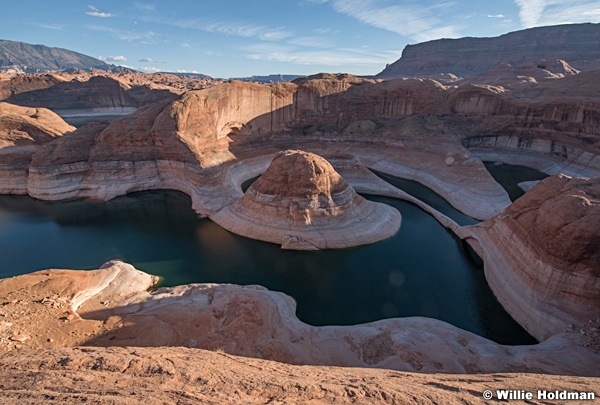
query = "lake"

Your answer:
(0, 165), (540, 345)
